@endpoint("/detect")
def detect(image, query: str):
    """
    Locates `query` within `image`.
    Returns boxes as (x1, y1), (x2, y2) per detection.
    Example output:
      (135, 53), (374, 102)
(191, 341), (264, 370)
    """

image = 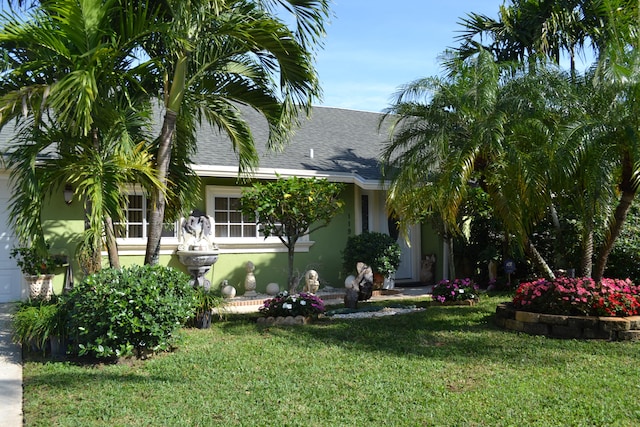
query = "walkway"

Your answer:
(0, 303), (22, 427)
